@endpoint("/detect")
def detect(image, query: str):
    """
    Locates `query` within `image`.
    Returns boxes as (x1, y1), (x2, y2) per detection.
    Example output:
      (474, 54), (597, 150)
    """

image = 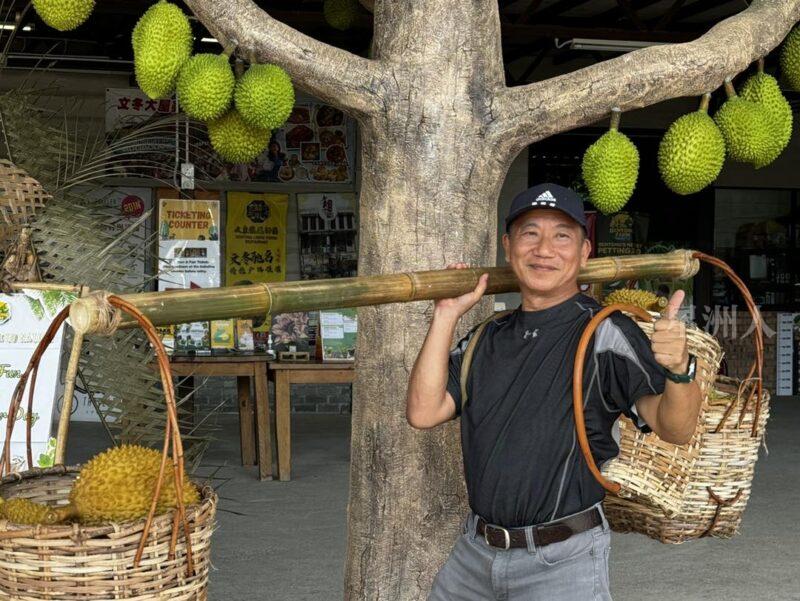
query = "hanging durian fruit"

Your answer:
(740, 59), (793, 169)
(208, 109), (271, 164)
(581, 108), (639, 215)
(323, 0), (360, 31)
(177, 53), (236, 122)
(713, 78), (773, 166)
(603, 288), (668, 313)
(1, 497), (51, 525)
(45, 445), (200, 525)
(658, 93), (725, 195)
(780, 25), (800, 91)
(132, 1), (193, 100)
(32, 0), (94, 31)
(234, 63), (295, 131)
